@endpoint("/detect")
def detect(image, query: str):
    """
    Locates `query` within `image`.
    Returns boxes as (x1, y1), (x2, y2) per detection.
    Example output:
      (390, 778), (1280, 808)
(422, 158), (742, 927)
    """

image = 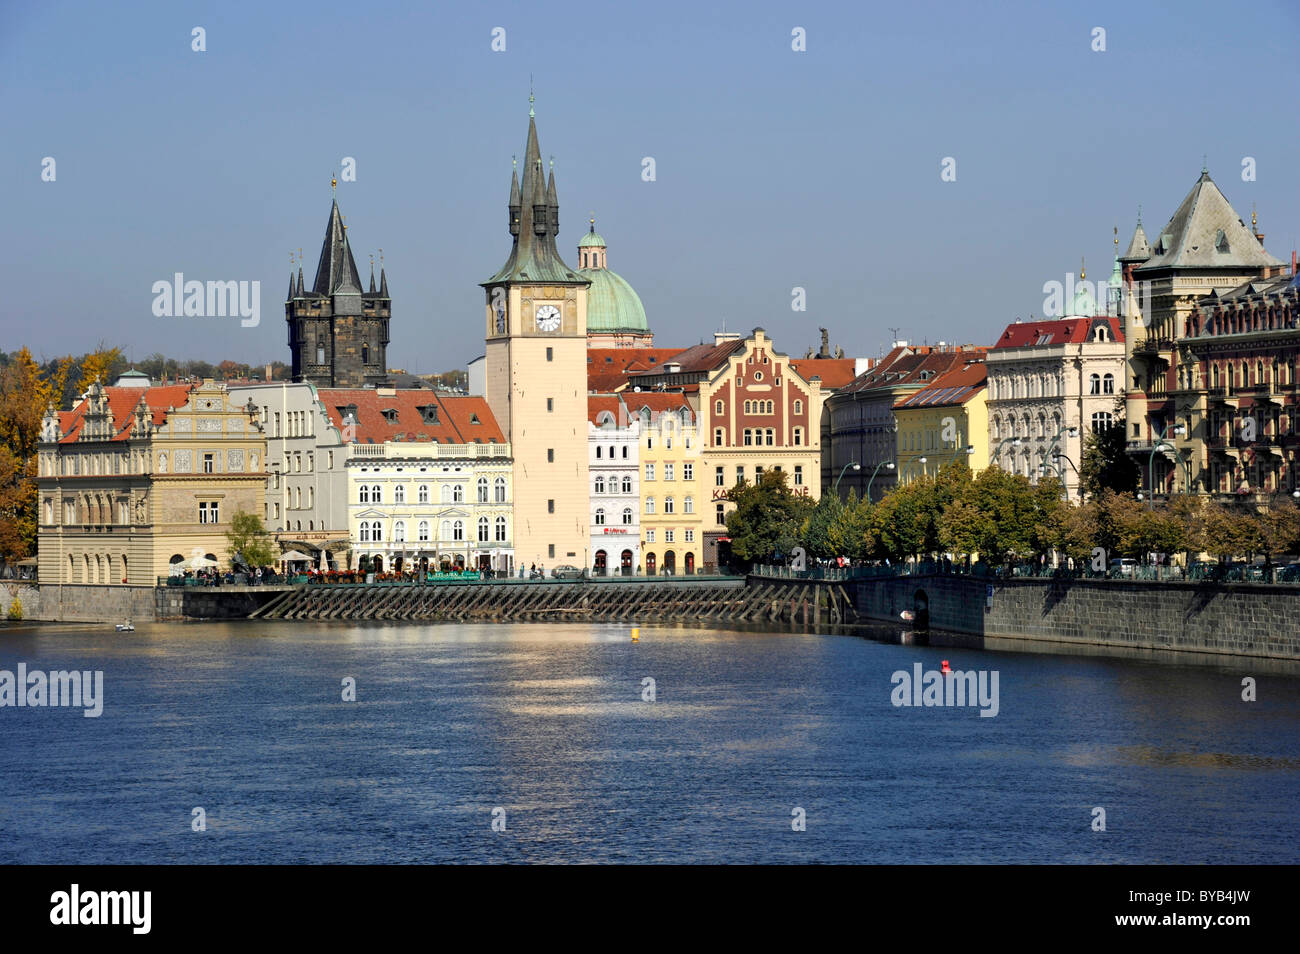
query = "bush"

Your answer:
(6, 596), (22, 621)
